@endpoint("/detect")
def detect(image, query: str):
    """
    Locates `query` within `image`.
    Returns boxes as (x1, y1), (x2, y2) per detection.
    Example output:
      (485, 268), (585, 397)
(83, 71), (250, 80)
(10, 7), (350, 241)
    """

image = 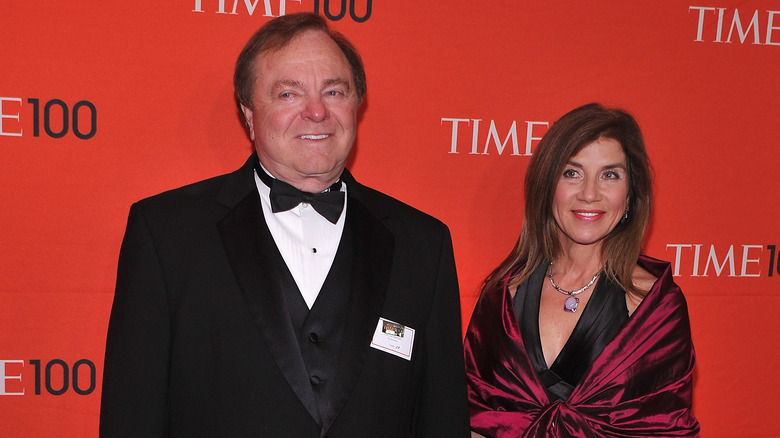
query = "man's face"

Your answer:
(241, 29), (360, 192)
